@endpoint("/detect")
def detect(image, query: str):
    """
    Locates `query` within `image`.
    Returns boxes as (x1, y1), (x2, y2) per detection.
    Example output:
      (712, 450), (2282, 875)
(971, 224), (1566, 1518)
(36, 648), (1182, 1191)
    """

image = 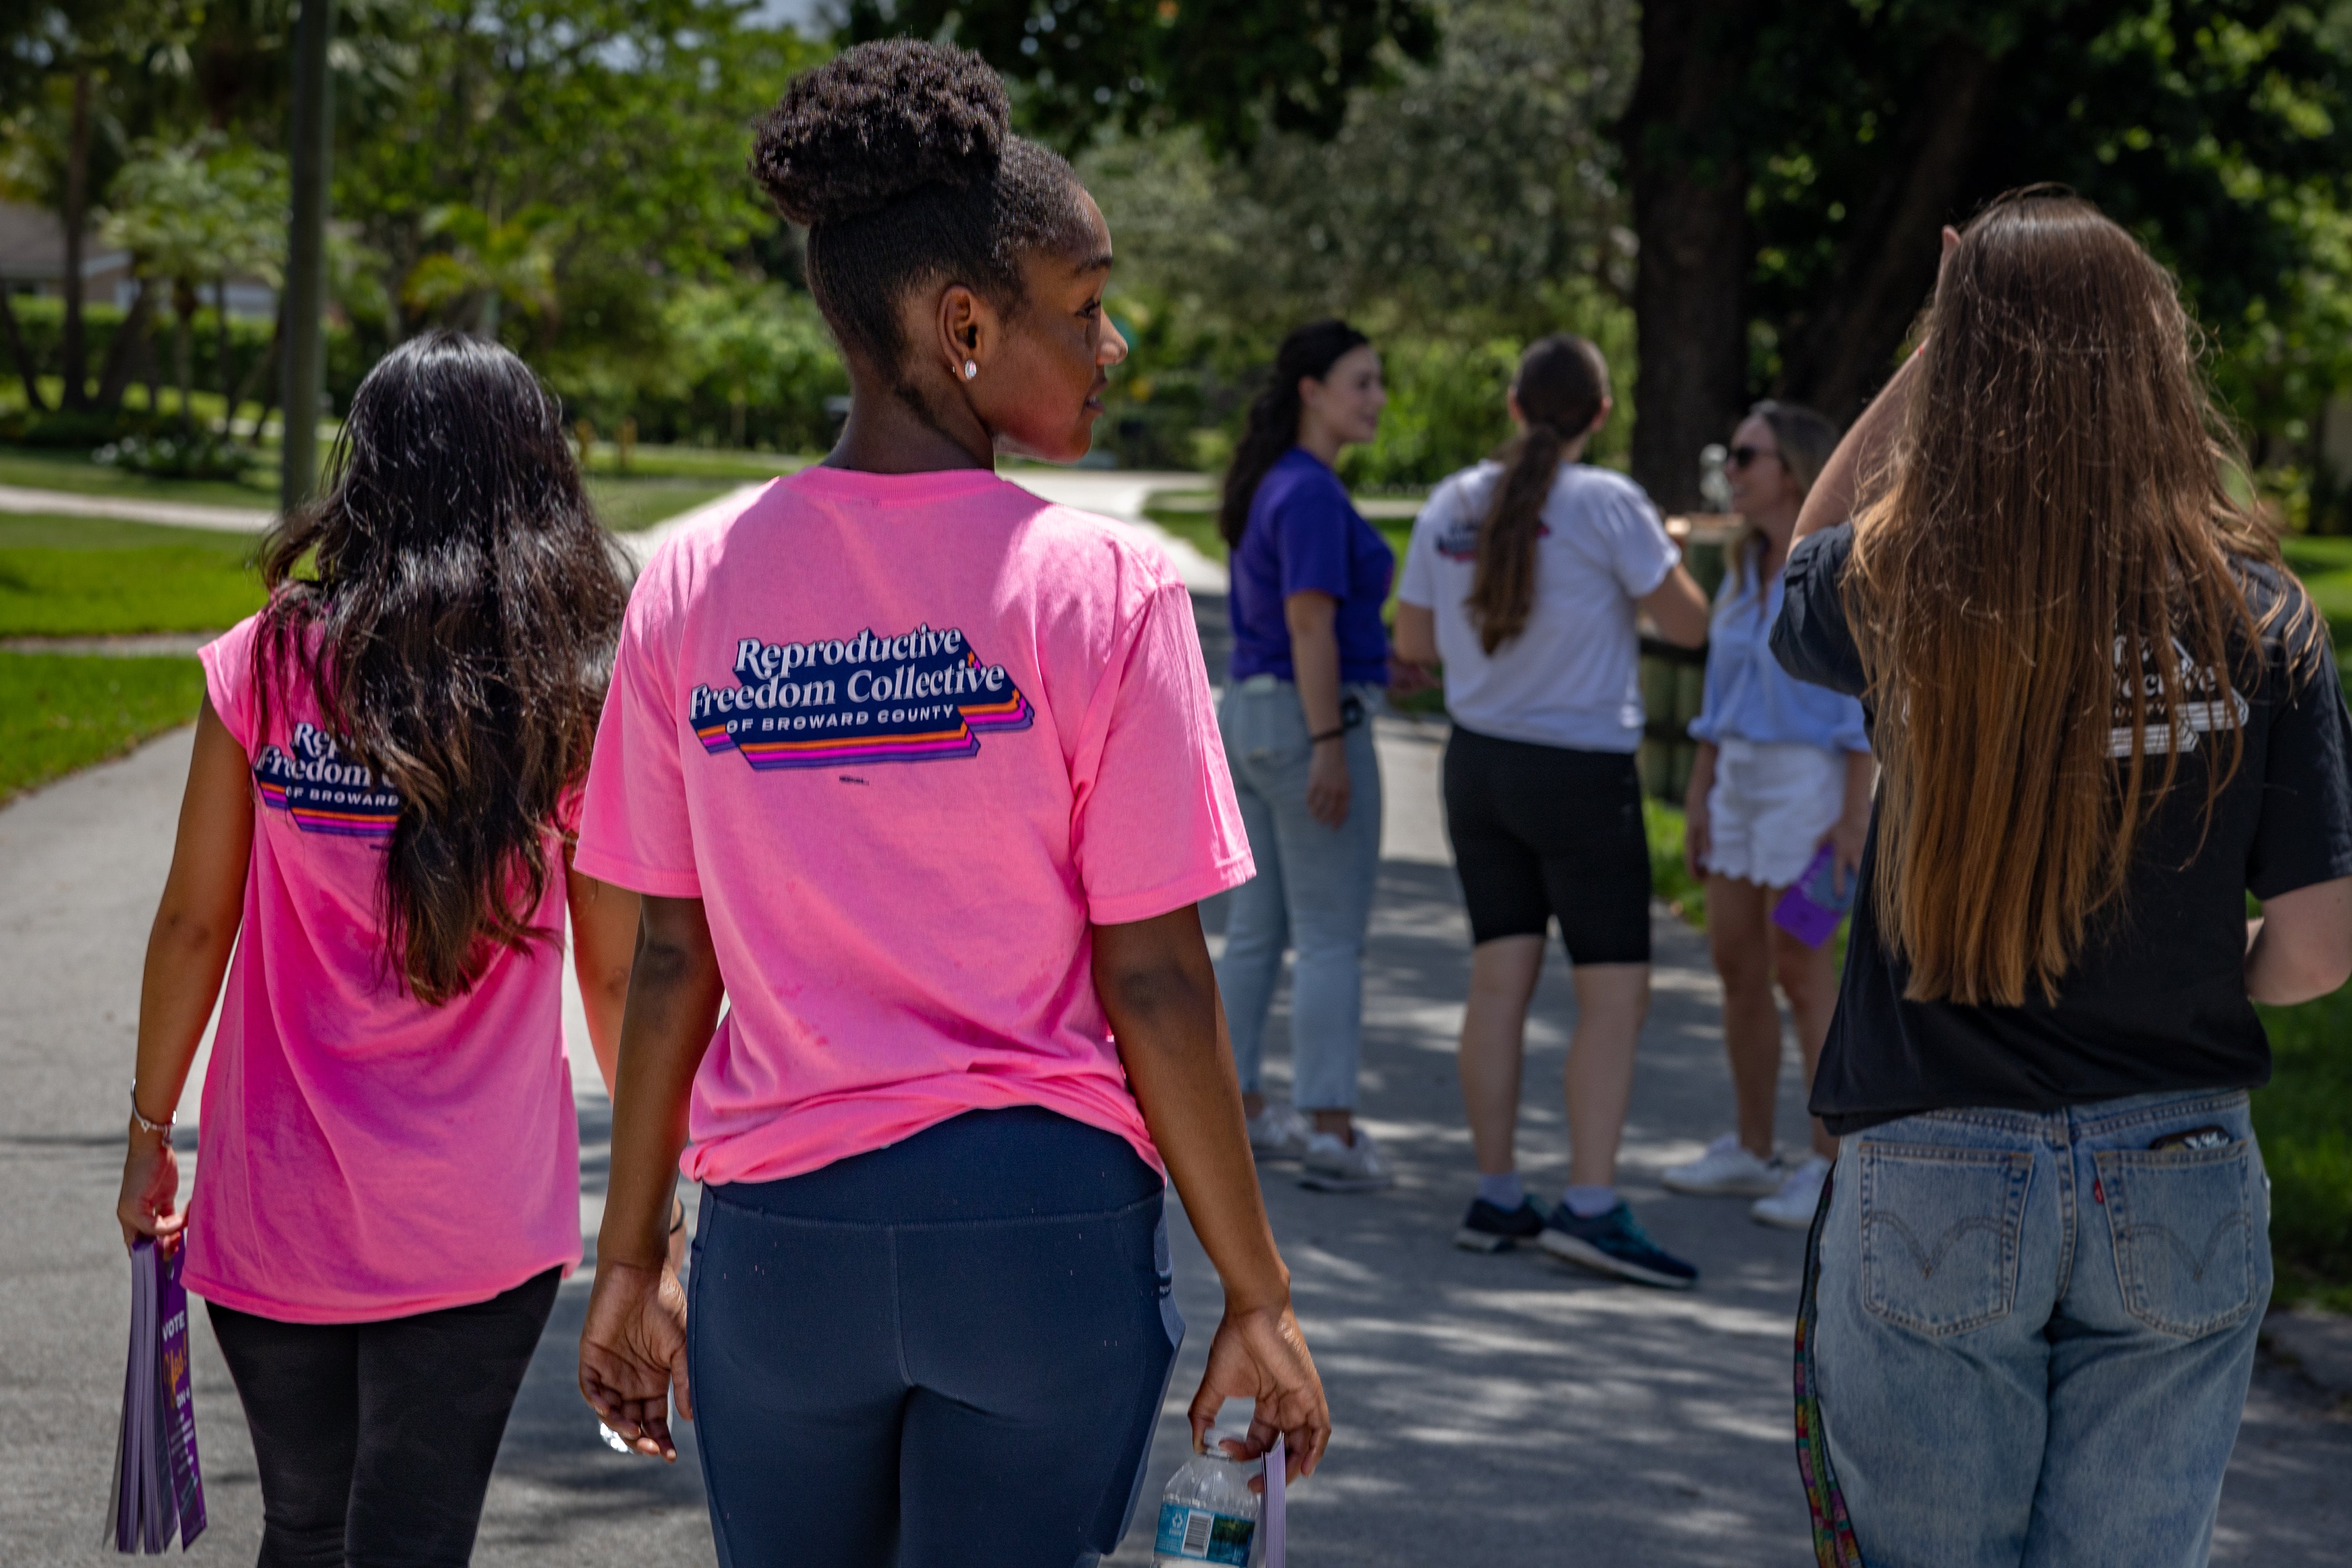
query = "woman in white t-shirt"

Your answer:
(1394, 333), (1711, 1288)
